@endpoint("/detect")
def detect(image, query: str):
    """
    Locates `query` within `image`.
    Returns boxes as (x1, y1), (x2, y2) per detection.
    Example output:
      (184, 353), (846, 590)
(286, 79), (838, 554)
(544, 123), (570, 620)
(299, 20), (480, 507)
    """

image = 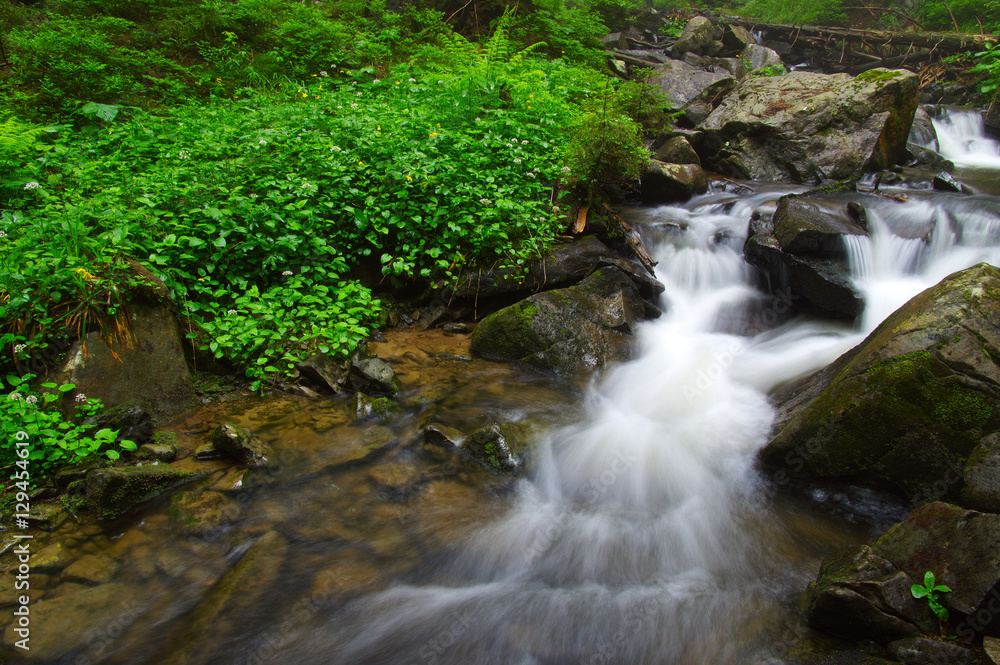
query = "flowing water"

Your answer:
(8, 109), (1000, 665)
